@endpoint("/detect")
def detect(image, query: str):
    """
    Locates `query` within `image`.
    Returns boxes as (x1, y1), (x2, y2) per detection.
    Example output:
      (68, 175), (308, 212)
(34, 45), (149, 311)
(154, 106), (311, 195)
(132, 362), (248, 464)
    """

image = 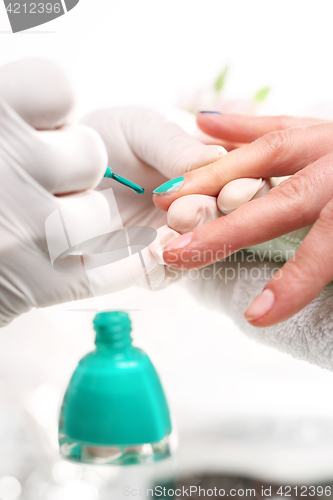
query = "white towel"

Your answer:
(183, 251), (333, 371)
